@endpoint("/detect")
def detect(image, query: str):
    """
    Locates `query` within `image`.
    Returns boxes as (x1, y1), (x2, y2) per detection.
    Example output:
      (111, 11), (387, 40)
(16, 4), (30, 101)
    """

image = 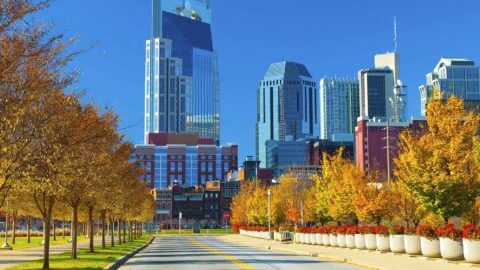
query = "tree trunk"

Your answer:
(117, 219), (121, 245)
(11, 213), (16, 244)
(122, 220), (126, 244)
(52, 217), (56, 241)
(82, 222), (85, 237)
(42, 198), (54, 270)
(88, 207), (94, 252)
(71, 204), (78, 259)
(62, 219), (66, 239)
(26, 215), (31, 243)
(110, 218), (114, 247)
(128, 221), (132, 242)
(101, 210), (106, 249)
